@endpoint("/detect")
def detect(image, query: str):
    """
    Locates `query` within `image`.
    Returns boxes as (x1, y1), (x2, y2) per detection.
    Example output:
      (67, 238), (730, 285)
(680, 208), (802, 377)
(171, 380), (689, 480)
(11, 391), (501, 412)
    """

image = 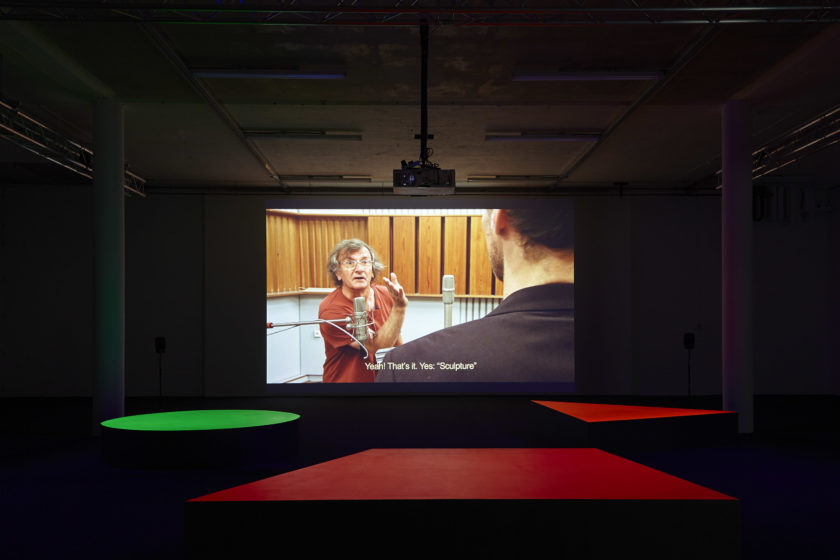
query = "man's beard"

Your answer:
(487, 237), (504, 282)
